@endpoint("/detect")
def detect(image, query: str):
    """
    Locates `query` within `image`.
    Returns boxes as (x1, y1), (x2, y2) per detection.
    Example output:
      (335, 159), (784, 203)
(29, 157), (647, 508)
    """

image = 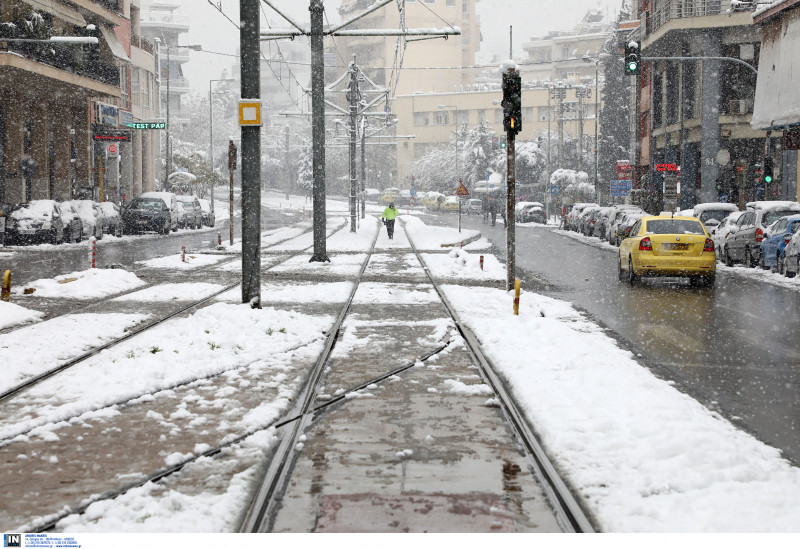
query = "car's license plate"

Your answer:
(663, 243), (688, 250)
(20, 229), (35, 235)
(137, 220), (148, 225)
